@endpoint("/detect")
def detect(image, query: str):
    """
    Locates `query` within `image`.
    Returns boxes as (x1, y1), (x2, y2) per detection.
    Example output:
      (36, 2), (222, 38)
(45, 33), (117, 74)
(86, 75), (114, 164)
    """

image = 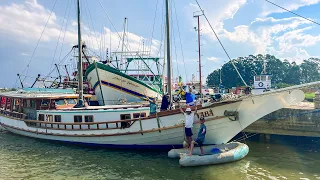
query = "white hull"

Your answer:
(0, 89), (305, 148)
(86, 63), (162, 105)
